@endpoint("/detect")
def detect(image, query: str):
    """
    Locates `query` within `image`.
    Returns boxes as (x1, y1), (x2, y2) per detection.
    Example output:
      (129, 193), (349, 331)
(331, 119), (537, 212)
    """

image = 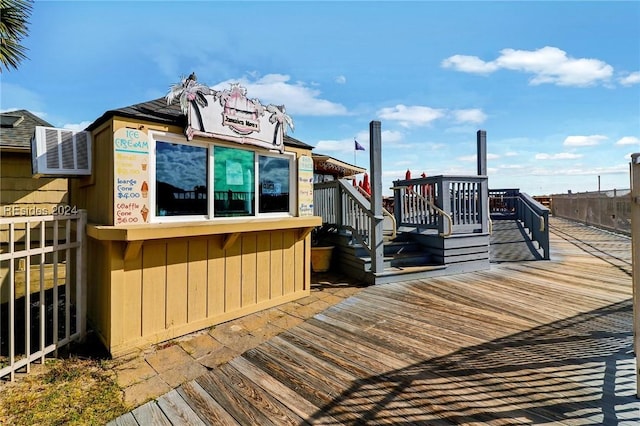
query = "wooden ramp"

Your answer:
(490, 219), (545, 262)
(111, 217), (638, 425)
